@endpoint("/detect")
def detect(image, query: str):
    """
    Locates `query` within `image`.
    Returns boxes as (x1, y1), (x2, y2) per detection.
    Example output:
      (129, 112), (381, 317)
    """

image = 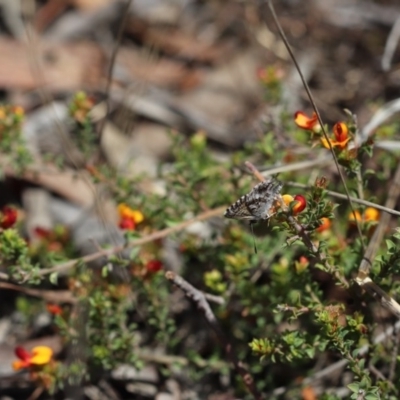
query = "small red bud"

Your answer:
(119, 217), (136, 231)
(146, 260), (163, 273)
(1, 206), (17, 229)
